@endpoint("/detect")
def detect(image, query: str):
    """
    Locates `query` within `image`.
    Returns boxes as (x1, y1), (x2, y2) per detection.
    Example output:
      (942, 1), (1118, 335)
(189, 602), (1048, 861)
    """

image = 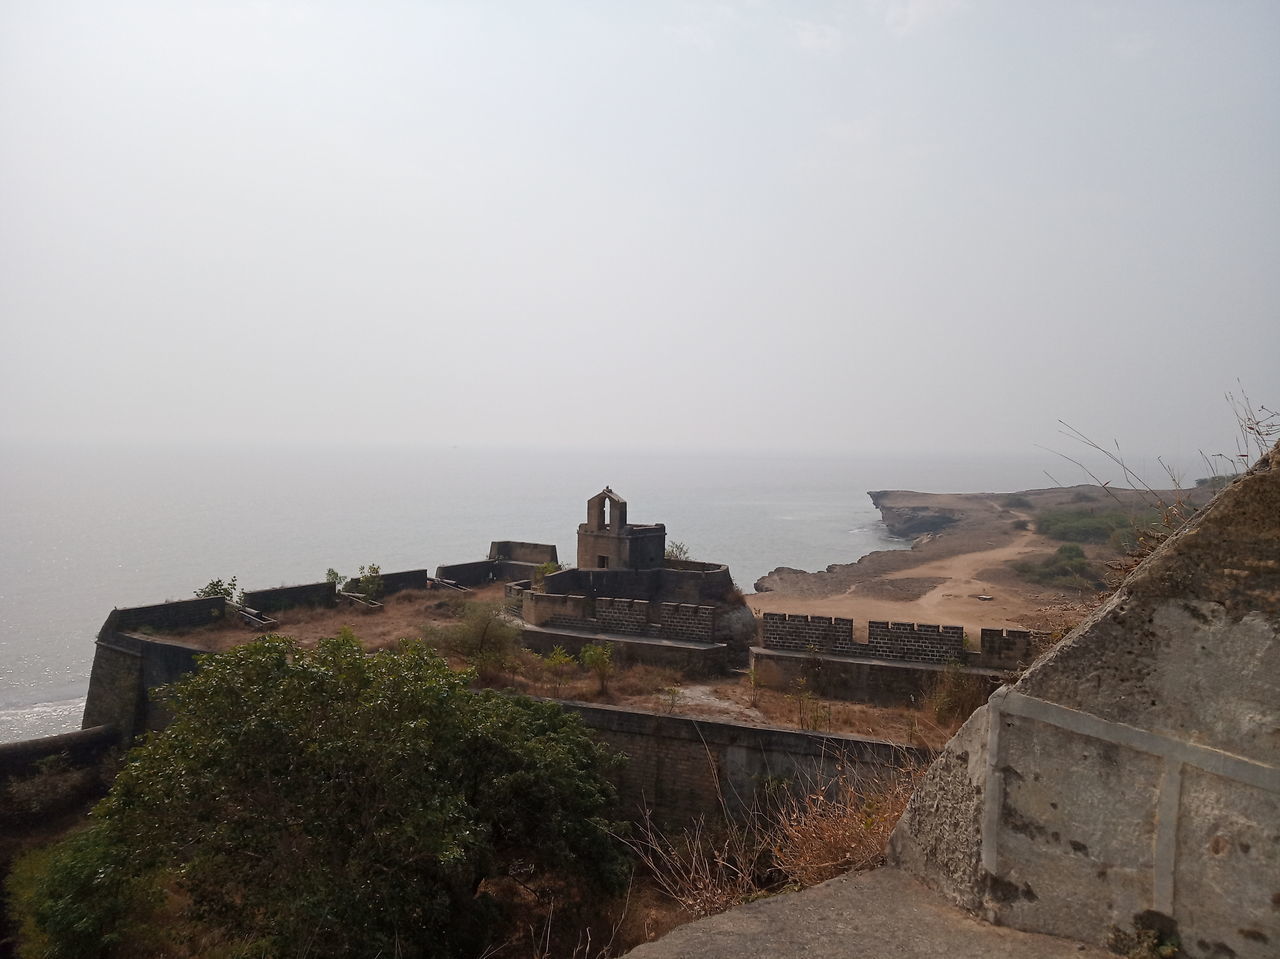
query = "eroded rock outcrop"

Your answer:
(868, 491), (961, 537)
